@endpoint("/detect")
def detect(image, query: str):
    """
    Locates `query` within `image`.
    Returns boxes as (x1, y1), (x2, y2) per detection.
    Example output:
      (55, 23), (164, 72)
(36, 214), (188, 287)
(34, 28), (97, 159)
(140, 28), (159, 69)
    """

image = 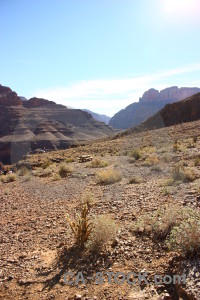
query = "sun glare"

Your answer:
(163, 0), (200, 19)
